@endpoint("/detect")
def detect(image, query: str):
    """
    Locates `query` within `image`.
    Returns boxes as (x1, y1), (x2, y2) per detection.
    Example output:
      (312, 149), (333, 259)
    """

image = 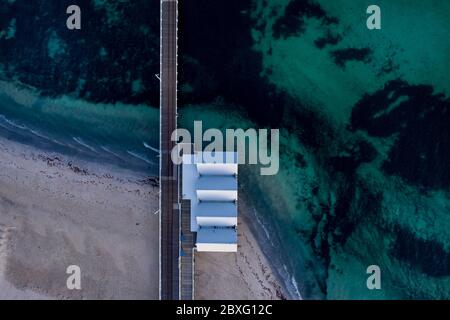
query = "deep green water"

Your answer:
(1, 0), (449, 299)
(179, 0), (450, 299)
(0, 0), (161, 172)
